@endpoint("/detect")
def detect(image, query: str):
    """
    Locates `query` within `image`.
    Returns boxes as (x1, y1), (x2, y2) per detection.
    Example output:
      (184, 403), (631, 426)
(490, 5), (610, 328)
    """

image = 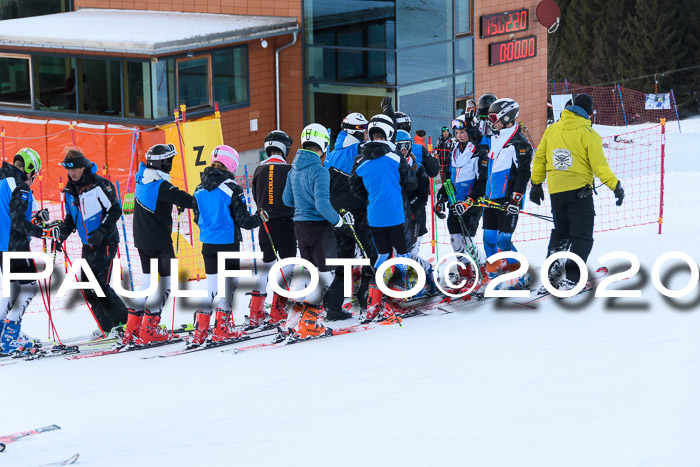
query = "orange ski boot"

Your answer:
(135, 312), (179, 345)
(117, 309), (143, 348)
(293, 304), (329, 340)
